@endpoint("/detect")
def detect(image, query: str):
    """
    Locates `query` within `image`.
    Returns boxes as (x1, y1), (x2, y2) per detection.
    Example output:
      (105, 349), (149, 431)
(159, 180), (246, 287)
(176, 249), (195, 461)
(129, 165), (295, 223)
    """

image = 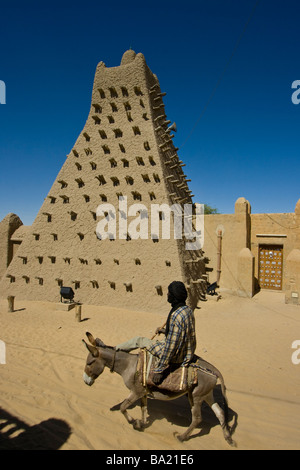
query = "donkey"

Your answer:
(82, 332), (234, 445)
